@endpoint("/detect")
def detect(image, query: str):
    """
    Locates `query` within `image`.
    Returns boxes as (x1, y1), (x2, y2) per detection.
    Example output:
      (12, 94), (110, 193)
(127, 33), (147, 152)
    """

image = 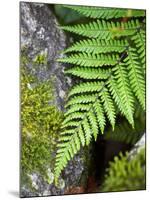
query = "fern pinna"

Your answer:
(54, 5), (146, 182)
